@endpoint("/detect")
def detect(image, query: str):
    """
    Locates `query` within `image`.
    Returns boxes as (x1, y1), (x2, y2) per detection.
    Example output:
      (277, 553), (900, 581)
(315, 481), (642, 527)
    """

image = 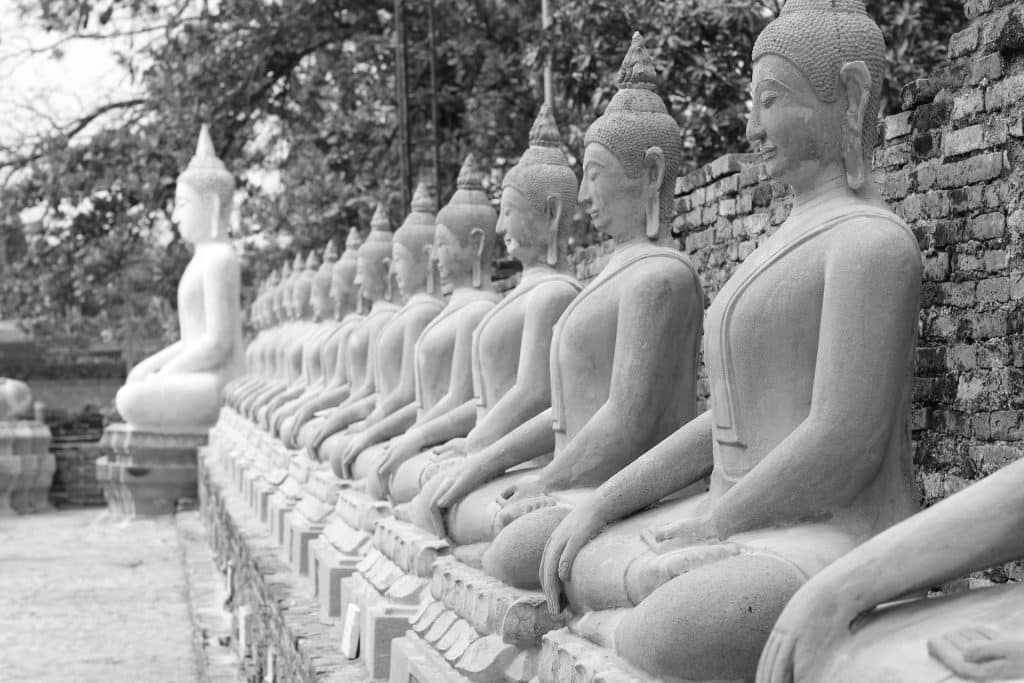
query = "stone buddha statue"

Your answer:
(392, 104), (582, 522)
(301, 204), (402, 459)
(757, 456), (1024, 683)
(427, 35), (704, 563)
(115, 125), (244, 433)
(530, 9), (923, 680)
(331, 155), (501, 495)
(236, 259), (297, 418)
(248, 253), (318, 425)
(225, 269), (279, 409)
(278, 229), (365, 449)
(308, 181), (446, 475)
